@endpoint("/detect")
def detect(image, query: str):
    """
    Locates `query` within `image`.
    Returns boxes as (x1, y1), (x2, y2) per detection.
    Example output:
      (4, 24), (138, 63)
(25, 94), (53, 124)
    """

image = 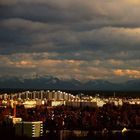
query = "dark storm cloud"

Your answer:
(0, 18), (140, 61)
(0, 18), (140, 60)
(1, 0), (140, 27)
(0, 0), (140, 81)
